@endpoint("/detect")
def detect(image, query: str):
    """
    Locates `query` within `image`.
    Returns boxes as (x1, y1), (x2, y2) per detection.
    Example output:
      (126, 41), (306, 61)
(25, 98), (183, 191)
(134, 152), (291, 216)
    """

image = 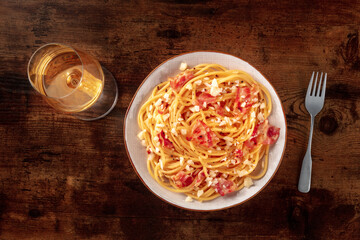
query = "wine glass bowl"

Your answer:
(27, 43), (118, 120)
